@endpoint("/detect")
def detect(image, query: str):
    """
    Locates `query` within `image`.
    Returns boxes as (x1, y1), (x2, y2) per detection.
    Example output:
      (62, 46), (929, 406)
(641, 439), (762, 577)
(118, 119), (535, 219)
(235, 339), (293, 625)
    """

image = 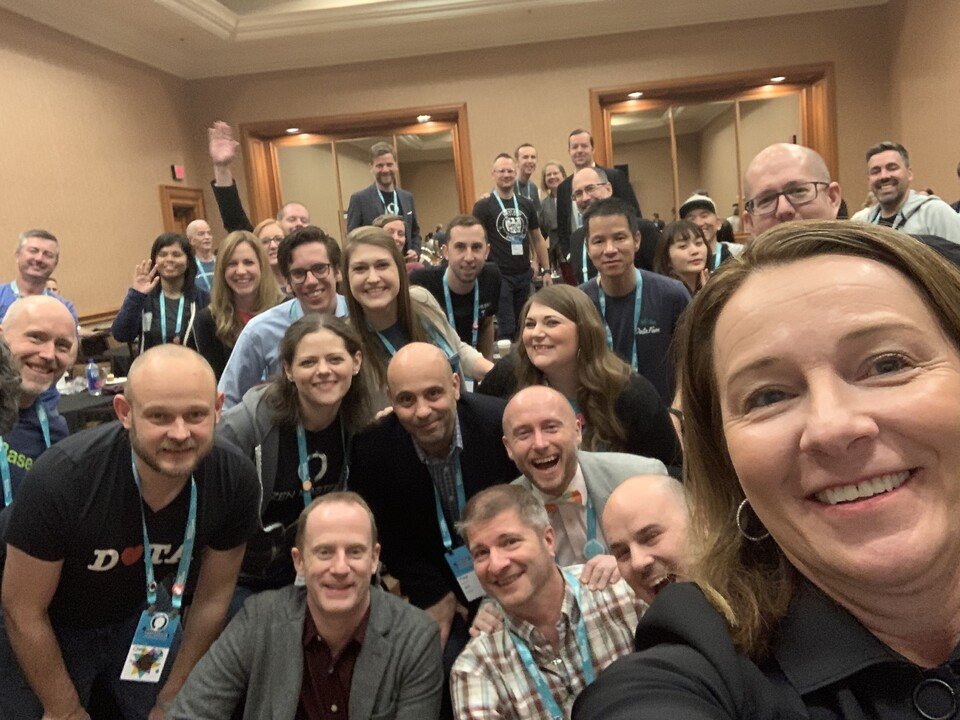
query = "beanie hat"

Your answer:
(679, 194), (717, 219)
